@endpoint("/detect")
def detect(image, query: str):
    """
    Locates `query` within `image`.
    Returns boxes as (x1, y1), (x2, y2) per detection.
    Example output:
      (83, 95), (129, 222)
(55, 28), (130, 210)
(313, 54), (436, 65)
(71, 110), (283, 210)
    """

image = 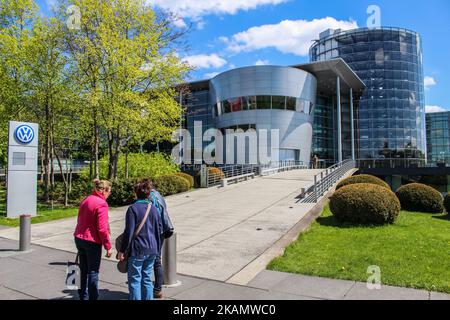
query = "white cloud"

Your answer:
(182, 54), (227, 69)
(148, 0), (288, 18)
(225, 17), (358, 56)
(426, 105), (447, 113)
(424, 76), (437, 88)
(172, 17), (187, 28)
(204, 72), (220, 79)
(255, 59), (270, 65)
(45, 0), (57, 10)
